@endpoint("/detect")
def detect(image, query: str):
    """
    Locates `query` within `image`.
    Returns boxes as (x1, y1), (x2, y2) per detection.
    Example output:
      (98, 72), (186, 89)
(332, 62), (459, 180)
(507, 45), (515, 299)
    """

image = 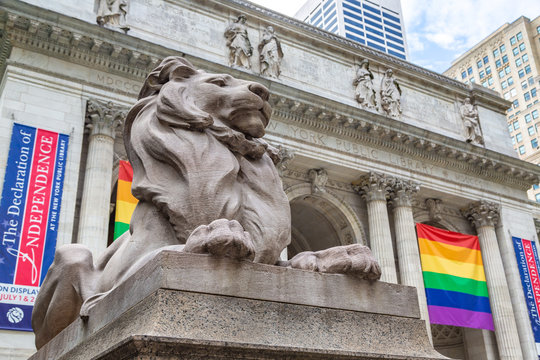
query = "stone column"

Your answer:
(389, 179), (431, 342)
(353, 172), (397, 283)
(77, 99), (126, 258)
(463, 201), (523, 360)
